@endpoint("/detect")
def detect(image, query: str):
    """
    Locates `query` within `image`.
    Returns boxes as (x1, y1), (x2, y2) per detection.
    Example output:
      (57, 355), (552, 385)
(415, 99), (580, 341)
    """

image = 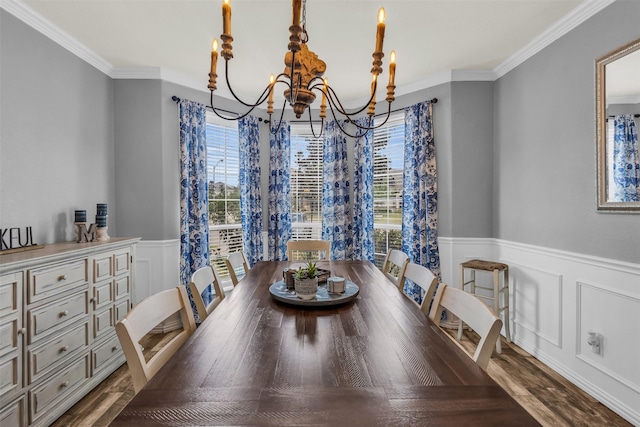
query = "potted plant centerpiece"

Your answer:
(294, 261), (320, 300)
